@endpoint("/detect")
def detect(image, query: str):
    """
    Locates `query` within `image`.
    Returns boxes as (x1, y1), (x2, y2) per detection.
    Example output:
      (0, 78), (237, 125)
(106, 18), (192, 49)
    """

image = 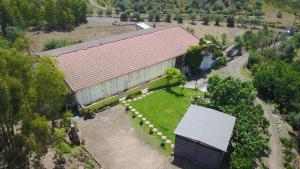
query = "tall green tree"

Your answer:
(185, 45), (203, 73)
(35, 56), (67, 133)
